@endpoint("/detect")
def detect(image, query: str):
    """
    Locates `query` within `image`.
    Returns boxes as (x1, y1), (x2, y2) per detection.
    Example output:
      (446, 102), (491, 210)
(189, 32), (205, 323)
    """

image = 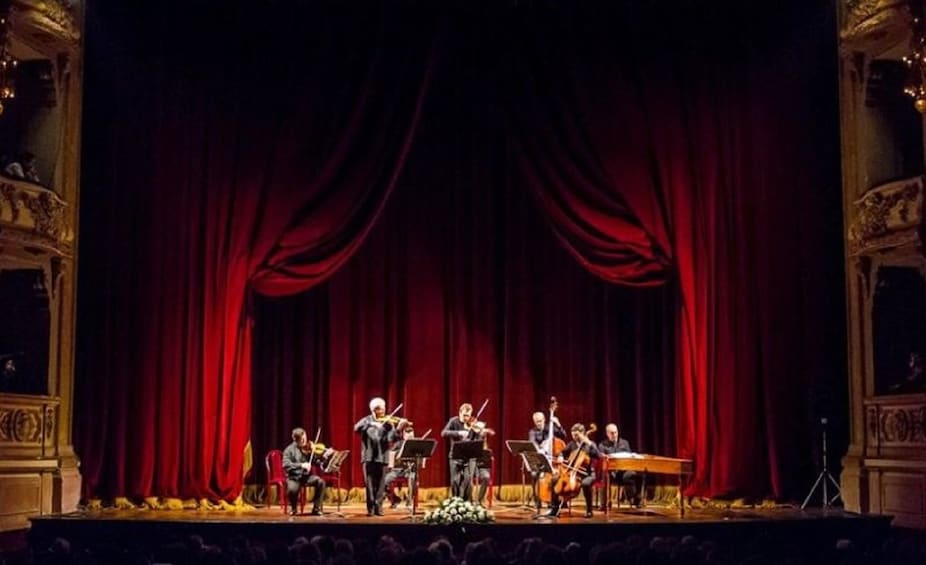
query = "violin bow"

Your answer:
(474, 398), (489, 421)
